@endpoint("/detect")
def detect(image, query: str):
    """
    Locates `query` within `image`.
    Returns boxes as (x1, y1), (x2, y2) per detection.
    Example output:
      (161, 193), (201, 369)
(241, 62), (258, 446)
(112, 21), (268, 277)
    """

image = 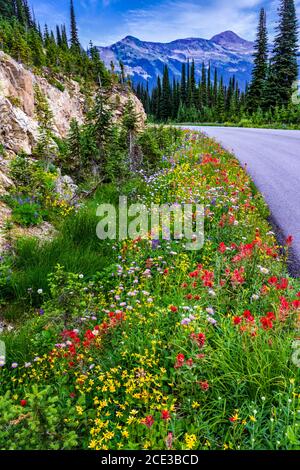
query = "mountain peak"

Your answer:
(211, 31), (252, 47)
(121, 35), (141, 44)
